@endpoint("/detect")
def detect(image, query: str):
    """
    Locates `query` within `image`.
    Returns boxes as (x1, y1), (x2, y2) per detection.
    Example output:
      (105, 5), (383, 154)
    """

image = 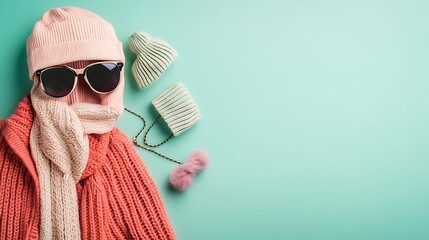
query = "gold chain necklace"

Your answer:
(124, 108), (183, 164)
